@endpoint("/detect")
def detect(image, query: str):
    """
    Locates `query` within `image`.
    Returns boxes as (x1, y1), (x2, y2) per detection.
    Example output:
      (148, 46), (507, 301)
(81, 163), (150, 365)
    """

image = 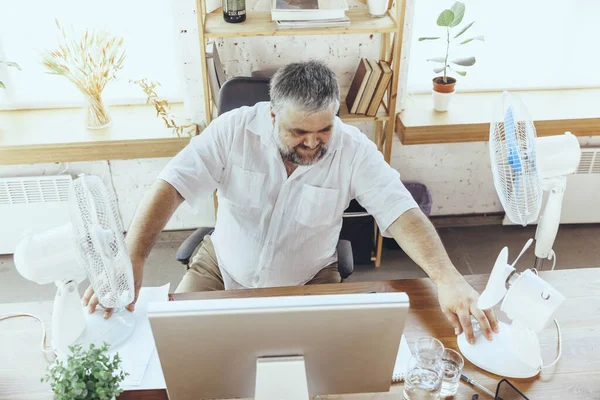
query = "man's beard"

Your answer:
(274, 124), (328, 166)
(279, 143), (328, 166)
